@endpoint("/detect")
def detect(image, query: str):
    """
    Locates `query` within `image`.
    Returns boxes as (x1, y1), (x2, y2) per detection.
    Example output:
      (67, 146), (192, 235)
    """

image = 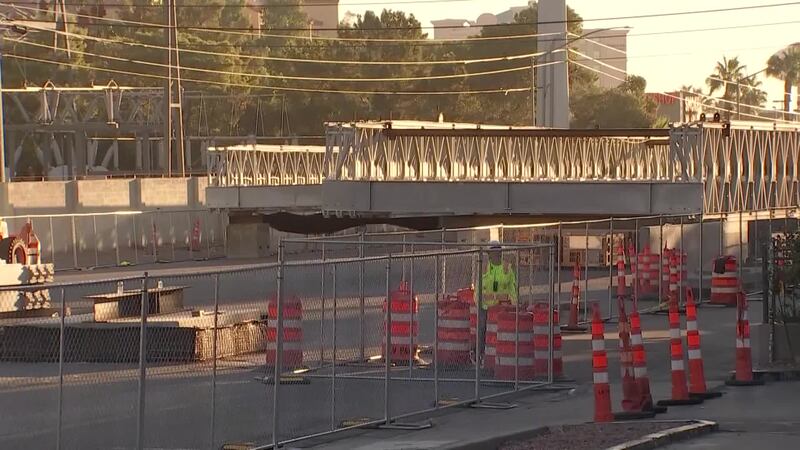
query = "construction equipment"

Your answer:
(0, 219), (55, 315)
